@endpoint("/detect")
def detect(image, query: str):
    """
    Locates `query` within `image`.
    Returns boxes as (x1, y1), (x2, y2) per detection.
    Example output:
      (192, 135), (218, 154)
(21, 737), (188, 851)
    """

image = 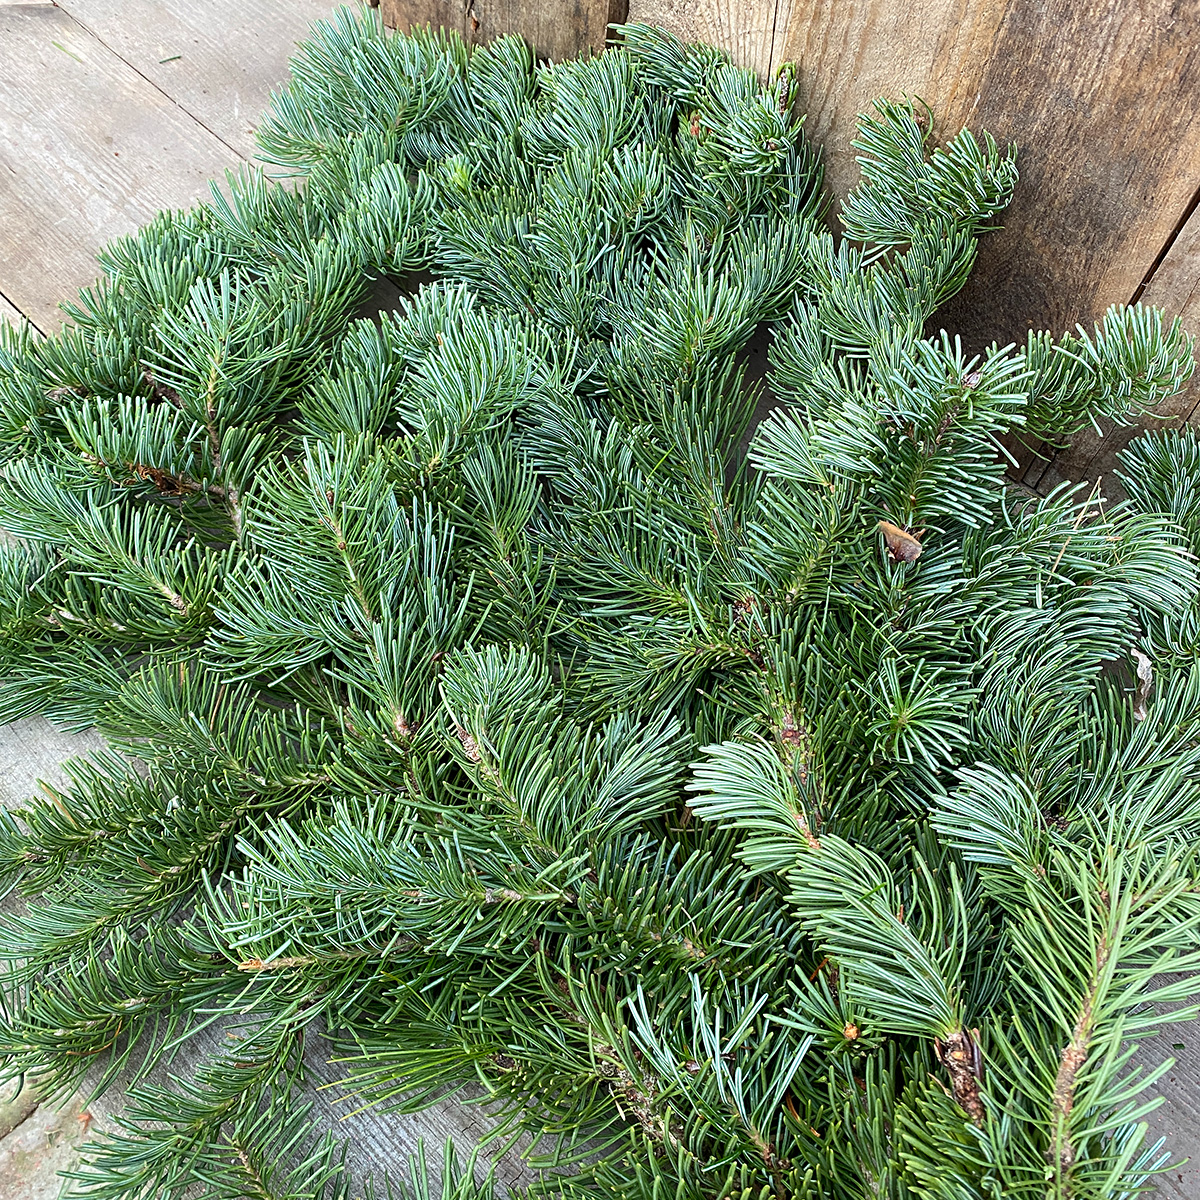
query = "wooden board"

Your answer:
(627, 0), (1200, 349)
(623, 0), (1200, 492)
(620, 0), (792, 78)
(381, 0), (627, 63)
(59, 0), (338, 161)
(0, 5), (237, 330)
(930, 0), (1200, 354)
(1037, 200), (1200, 494)
(0, 292), (30, 330)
